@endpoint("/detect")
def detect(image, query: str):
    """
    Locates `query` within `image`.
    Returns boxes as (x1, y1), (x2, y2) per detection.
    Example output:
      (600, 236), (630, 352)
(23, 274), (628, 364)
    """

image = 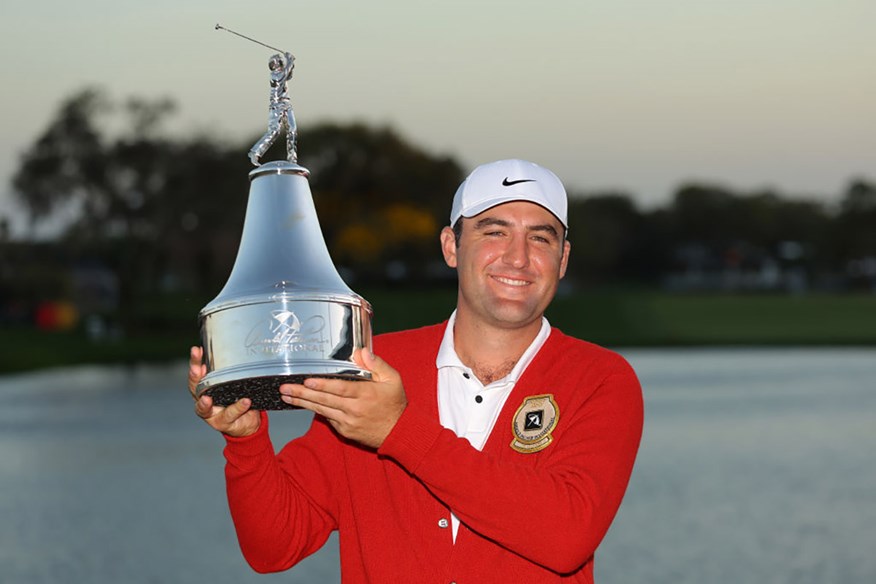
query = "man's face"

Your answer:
(440, 201), (570, 331)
